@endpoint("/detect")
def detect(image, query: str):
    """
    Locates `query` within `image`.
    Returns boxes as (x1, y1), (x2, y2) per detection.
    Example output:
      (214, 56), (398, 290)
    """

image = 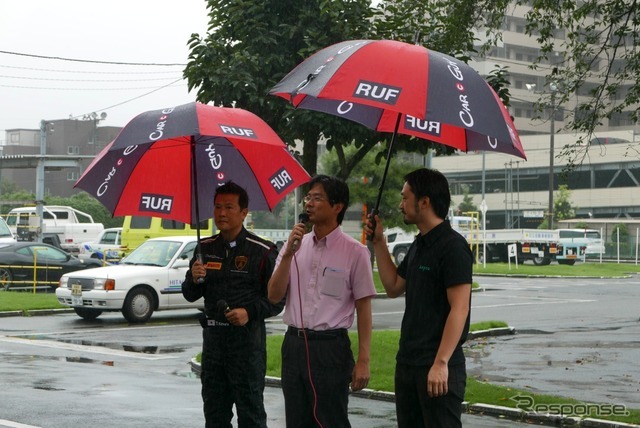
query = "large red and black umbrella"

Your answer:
(270, 39), (526, 214)
(75, 102), (310, 243)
